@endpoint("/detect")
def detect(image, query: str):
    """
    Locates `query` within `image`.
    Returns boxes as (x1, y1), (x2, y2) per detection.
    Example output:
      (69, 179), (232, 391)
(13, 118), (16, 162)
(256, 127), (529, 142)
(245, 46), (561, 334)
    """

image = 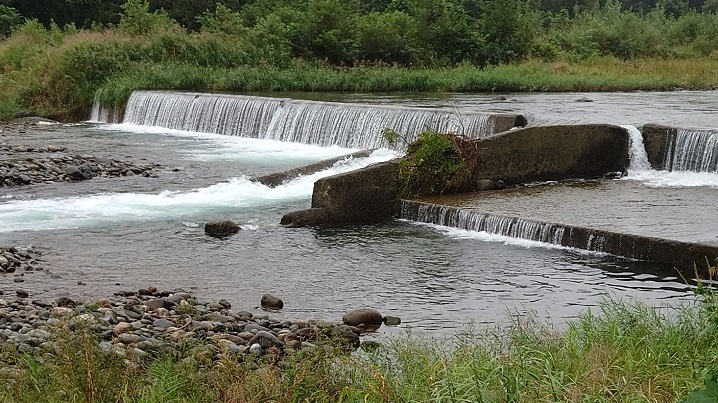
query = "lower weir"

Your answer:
(400, 195), (718, 274)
